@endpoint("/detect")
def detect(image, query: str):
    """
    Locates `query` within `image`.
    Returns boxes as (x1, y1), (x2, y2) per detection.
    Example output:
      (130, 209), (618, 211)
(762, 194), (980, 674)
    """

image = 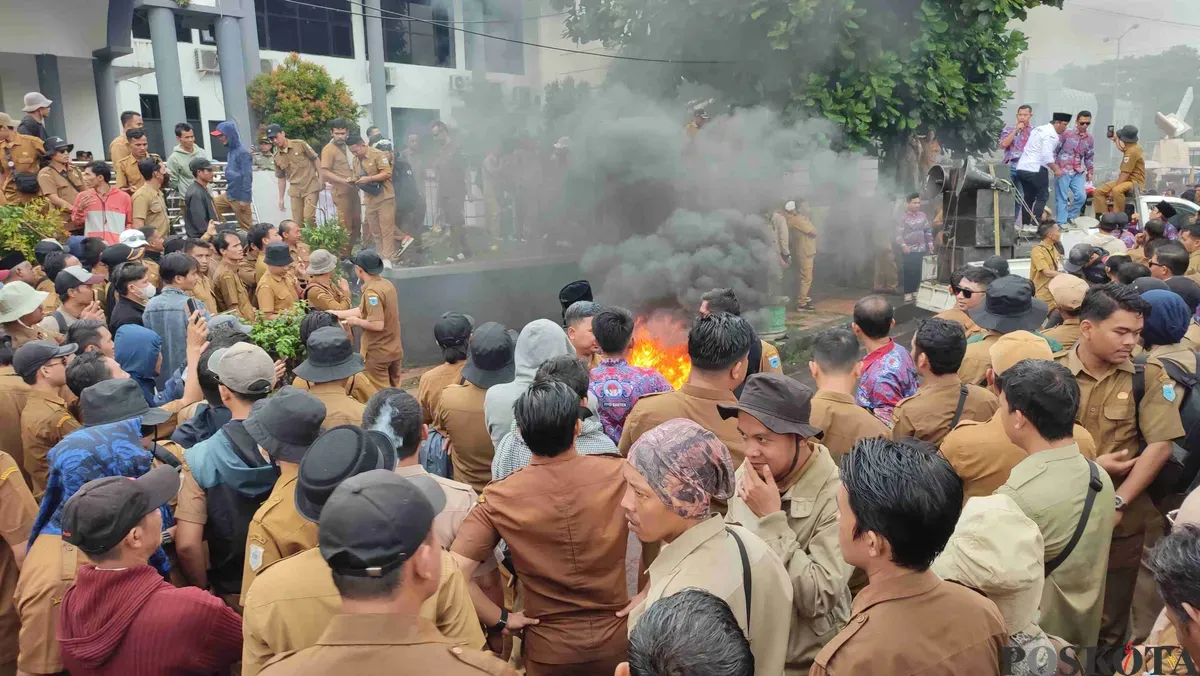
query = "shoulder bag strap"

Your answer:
(949, 385), (969, 429)
(1045, 460), (1103, 576)
(726, 527), (752, 631)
